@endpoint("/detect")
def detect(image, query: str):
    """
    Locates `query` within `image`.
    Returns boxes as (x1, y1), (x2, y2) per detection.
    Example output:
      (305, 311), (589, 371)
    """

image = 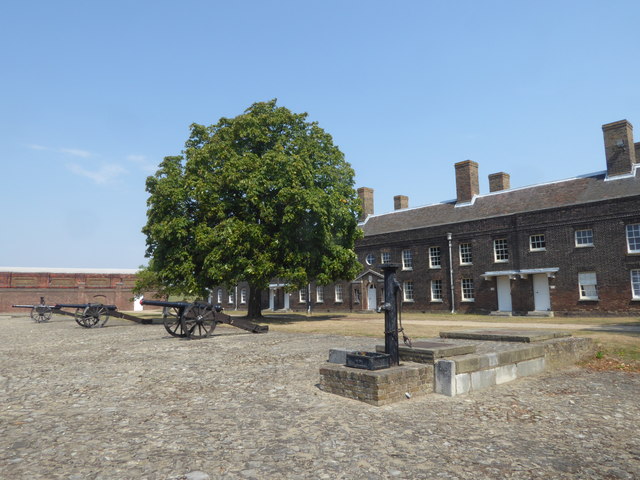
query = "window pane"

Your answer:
(459, 243), (472, 264)
(381, 252), (391, 264)
(627, 224), (640, 252)
(632, 270), (640, 299)
(575, 229), (593, 246)
(462, 278), (474, 301)
(431, 280), (443, 301)
(403, 281), (414, 301)
(402, 249), (413, 269)
(530, 234), (546, 251)
(316, 286), (324, 302)
(429, 246), (441, 268)
(335, 284), (343, 302)
(578, 272), (598, 299)
(494, 239), (509, 262)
